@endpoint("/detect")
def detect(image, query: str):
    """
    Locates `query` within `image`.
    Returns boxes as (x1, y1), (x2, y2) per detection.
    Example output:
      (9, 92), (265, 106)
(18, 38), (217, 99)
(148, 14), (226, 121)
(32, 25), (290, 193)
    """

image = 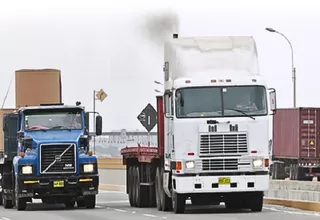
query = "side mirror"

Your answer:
(268, 88), (277, 115)
(95, 115), (102, 136)
(84, 112), (90, 131)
